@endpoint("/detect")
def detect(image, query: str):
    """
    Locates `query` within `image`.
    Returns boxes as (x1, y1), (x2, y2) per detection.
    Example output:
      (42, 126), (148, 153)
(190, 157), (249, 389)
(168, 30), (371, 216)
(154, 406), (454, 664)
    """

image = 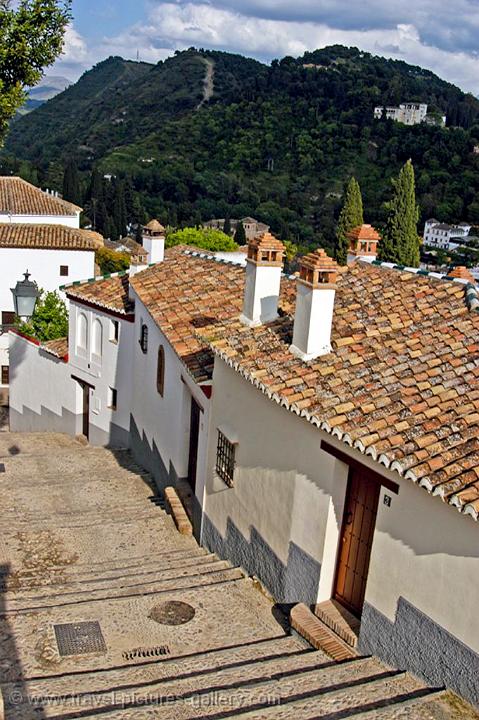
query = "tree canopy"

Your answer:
(166, 227), (238, 251)
(0, 0), (71, 142)
(379, 159), (420, 266)
(16, 289), (68, 341)
(335, 177), (364, 265)
(96, 246), (130, 274)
